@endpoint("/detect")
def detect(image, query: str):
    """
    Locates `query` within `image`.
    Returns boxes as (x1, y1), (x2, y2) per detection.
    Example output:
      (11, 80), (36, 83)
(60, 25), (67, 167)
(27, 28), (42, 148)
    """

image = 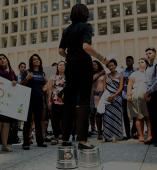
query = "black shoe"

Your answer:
(37, 143), (47, 147)
(122, 137), (130, 141)
(78, 143), (95, 149)
(22, 145), (30, 150)
(62, 141), (72, 146)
